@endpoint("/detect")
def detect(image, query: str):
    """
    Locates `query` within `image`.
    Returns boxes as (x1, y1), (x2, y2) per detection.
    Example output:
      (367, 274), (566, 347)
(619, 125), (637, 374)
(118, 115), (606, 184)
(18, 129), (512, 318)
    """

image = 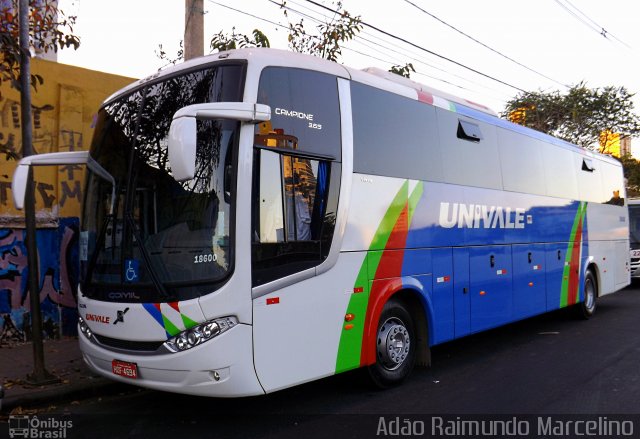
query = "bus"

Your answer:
(628, 199), (640, 278)
(12, 48), (630, 396)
